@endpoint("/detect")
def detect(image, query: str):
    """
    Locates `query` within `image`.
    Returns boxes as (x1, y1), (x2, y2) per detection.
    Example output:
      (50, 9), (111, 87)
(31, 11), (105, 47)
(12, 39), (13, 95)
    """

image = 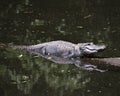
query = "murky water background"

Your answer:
(0, 0), (120, 96)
